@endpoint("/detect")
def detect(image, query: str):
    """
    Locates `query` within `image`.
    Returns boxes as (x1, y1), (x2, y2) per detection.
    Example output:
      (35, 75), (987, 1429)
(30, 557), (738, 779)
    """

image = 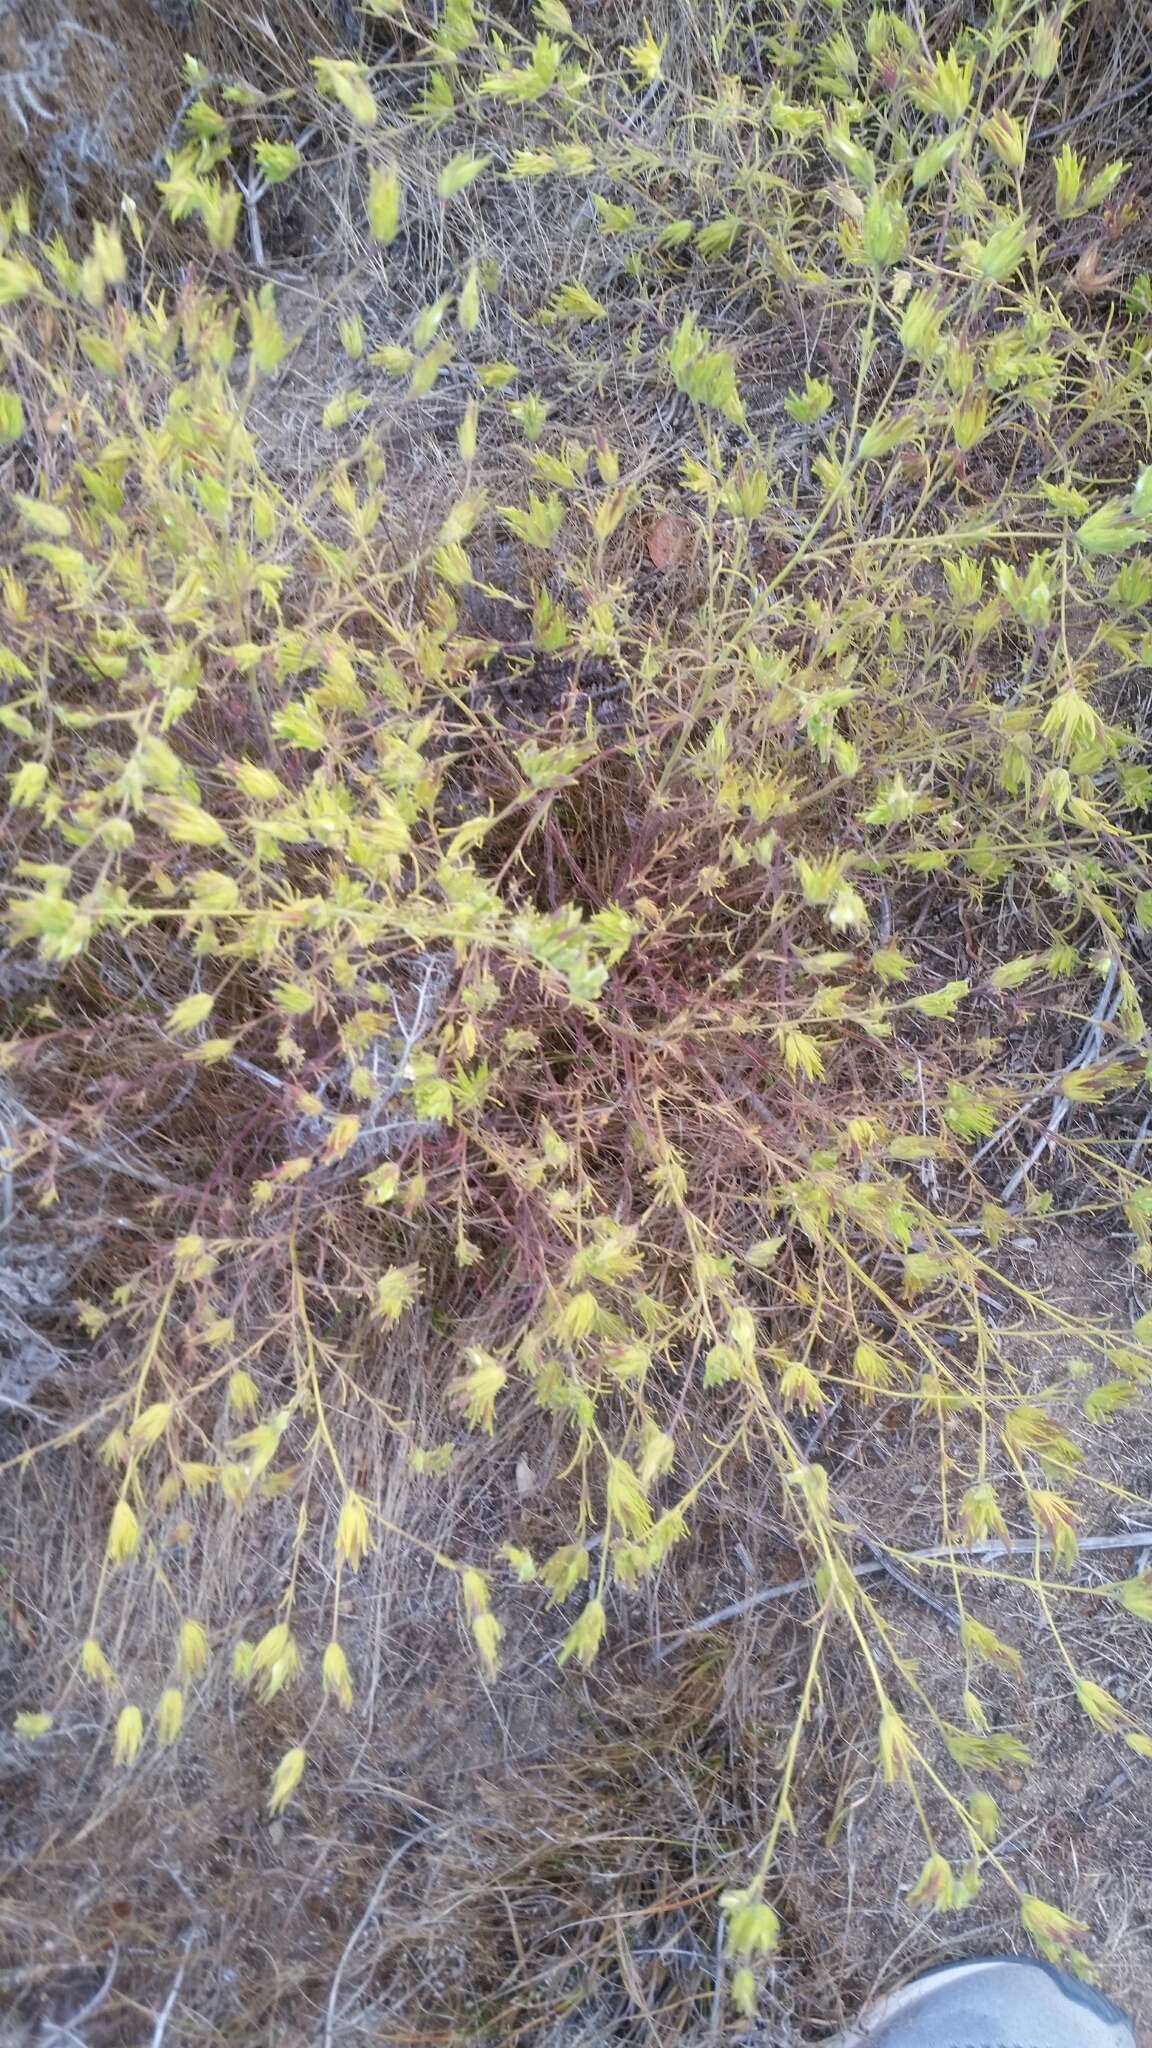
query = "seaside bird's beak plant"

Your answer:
(3, 0), (1152, 2015)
